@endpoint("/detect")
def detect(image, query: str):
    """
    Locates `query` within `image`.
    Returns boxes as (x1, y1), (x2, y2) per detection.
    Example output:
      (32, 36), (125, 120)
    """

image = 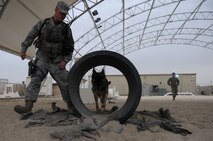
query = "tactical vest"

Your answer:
(39, 18), (69, 59)
(168, 77), (179, 87)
